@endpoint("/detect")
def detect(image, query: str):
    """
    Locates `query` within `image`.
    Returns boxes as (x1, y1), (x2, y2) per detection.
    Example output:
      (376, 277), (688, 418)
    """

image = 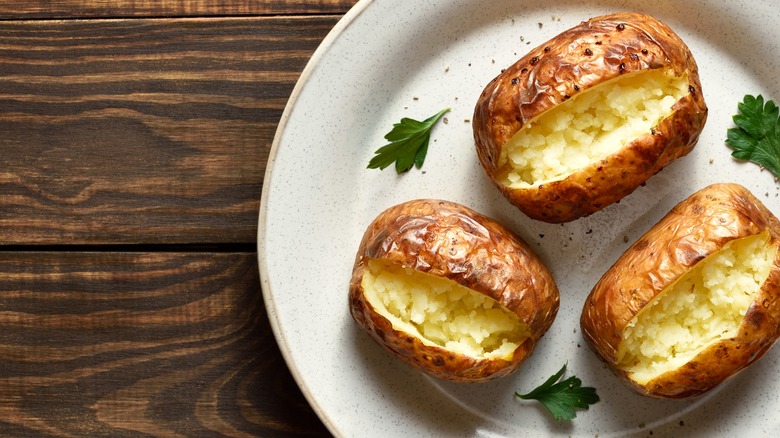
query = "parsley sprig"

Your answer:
(514, 364), (600, 421)
(367, 108), (450, 173)
(726, 94), (780, 177)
